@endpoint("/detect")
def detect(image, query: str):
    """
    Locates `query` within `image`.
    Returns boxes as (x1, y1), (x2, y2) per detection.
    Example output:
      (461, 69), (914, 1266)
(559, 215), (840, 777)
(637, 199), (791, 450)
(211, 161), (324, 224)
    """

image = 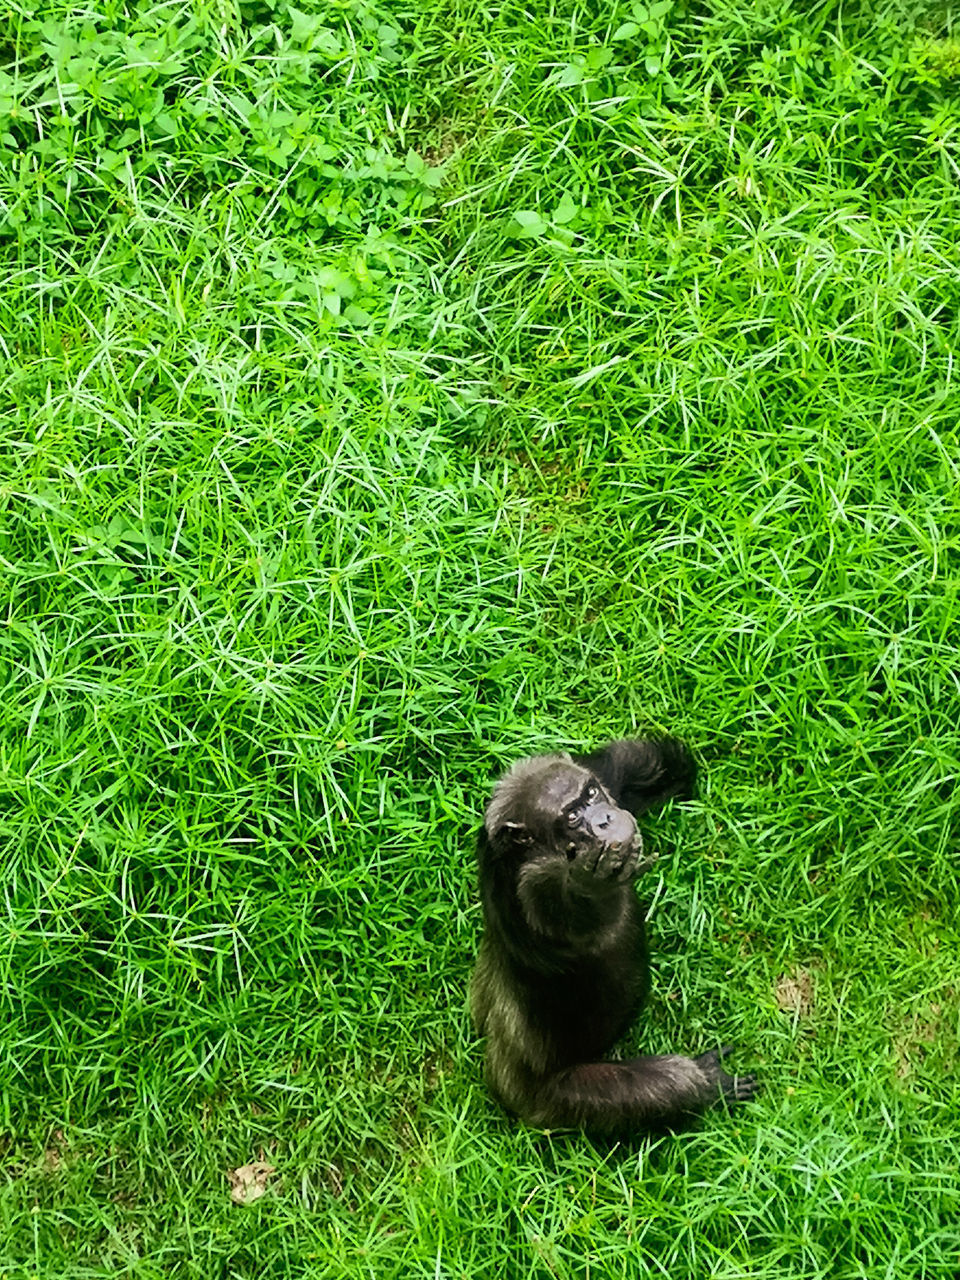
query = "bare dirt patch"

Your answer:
(227, 1161), (276, 1206)
(892, 992), (958, 1084)
(774, 968), (816, 1020)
